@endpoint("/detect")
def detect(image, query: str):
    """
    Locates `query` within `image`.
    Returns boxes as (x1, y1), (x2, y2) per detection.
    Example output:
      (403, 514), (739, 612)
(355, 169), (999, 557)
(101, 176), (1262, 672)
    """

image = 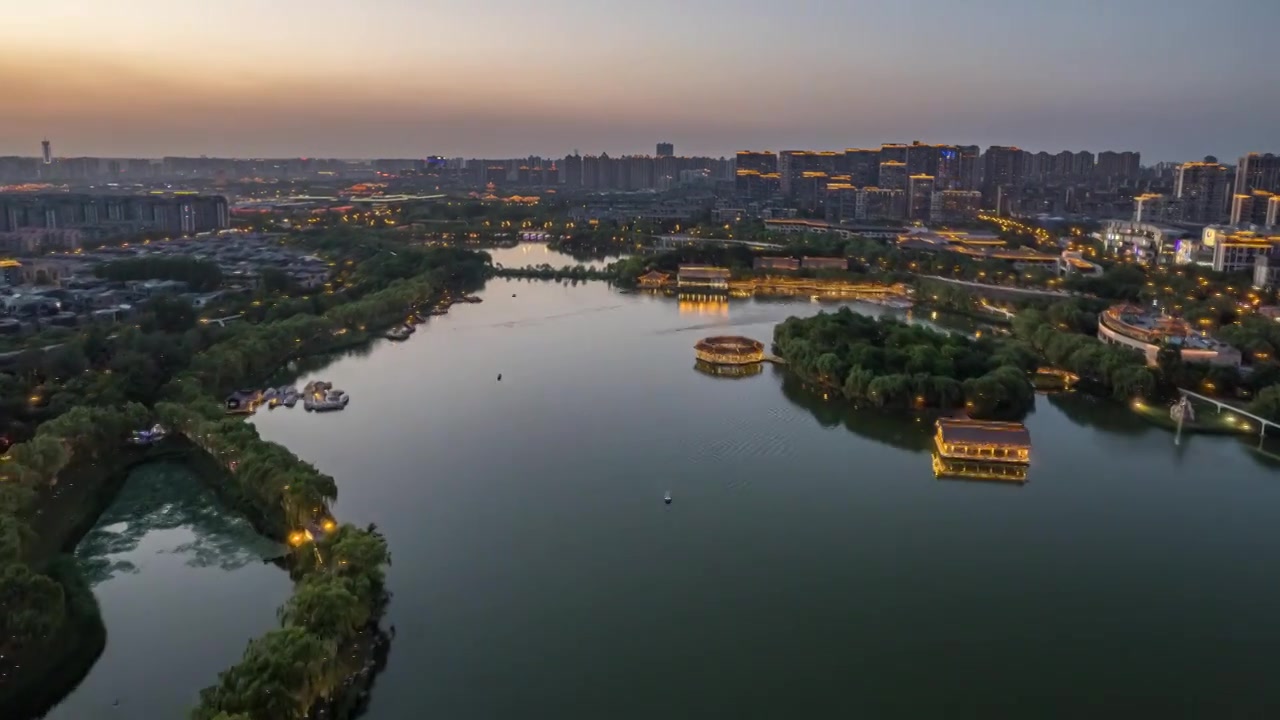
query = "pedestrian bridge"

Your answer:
(1177, 389), (1279, 442)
